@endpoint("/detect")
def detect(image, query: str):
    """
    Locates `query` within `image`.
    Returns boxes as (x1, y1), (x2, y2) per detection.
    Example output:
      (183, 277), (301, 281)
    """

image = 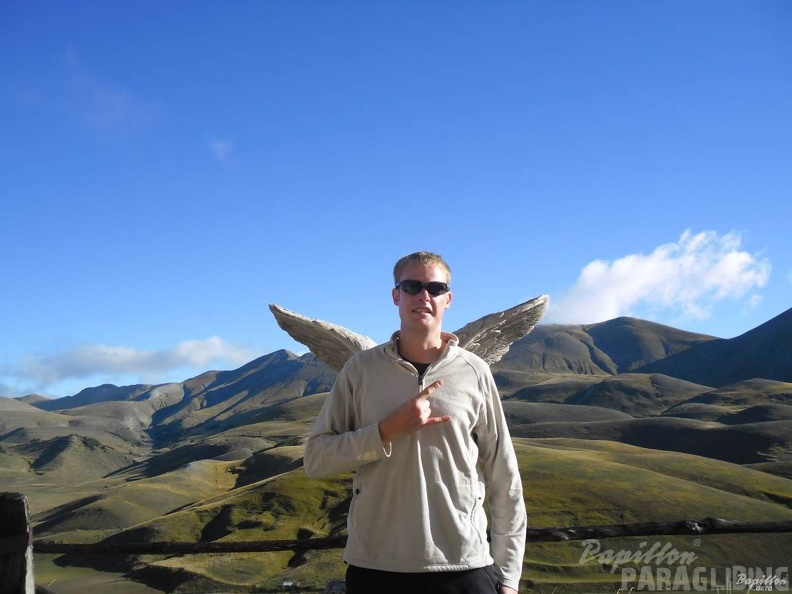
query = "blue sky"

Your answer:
(2, 1), (790, 398)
